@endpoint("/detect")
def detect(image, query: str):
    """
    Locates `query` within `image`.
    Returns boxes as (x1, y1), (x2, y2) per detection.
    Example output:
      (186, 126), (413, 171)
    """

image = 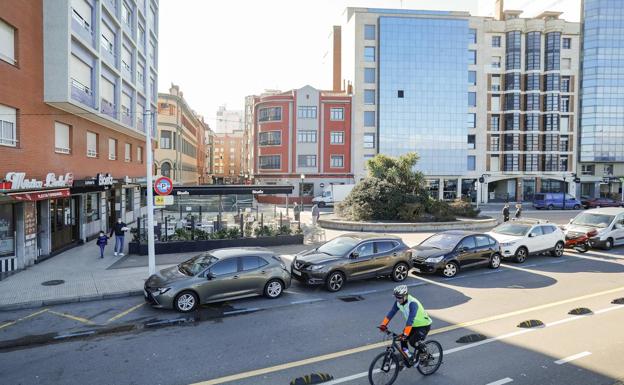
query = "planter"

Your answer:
(318, 215), (497, 233)
(128, 234), (304, 255)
